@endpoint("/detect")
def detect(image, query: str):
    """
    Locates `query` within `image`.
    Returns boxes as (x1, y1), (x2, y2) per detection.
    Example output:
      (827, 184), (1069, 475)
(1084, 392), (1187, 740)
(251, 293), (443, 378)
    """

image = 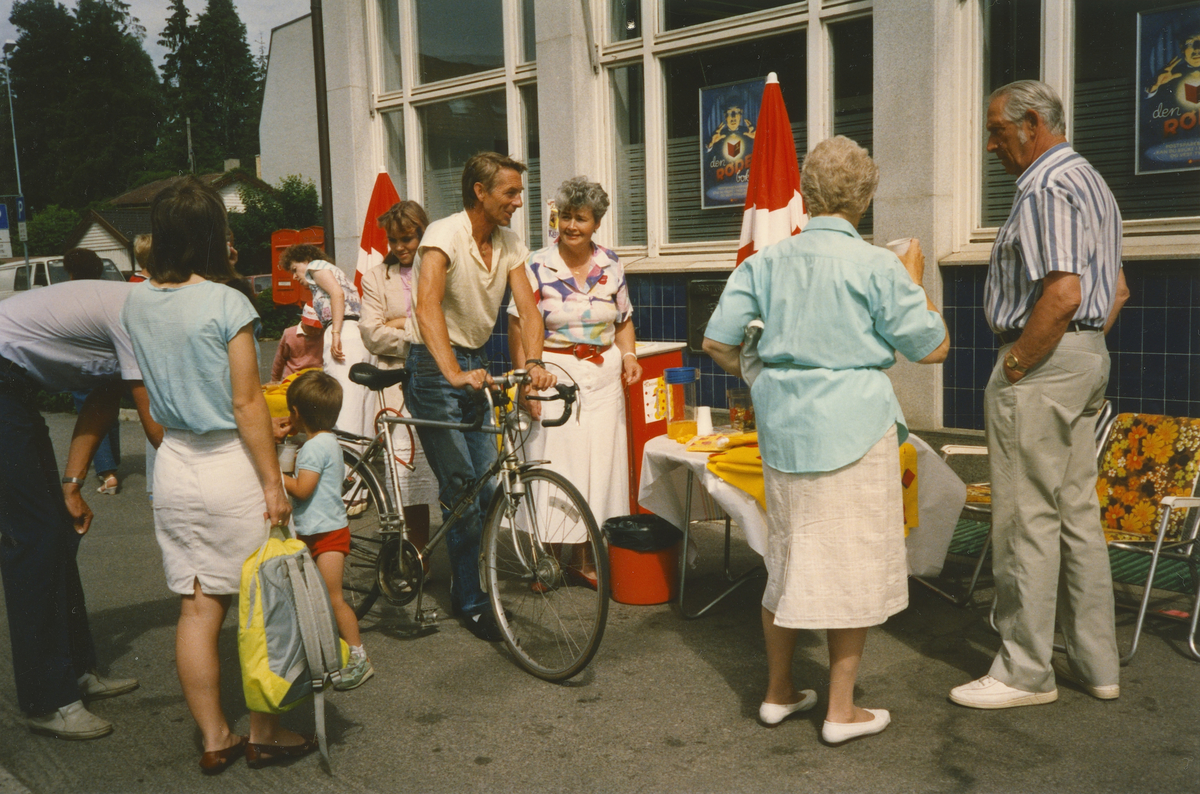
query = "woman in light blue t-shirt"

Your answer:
(123, 177), (316, 773)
